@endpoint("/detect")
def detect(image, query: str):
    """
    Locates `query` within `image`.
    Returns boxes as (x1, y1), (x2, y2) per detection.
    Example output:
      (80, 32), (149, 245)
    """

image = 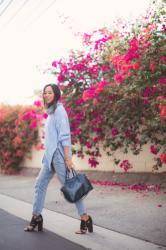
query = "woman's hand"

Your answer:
(65, 158), (74, 170)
